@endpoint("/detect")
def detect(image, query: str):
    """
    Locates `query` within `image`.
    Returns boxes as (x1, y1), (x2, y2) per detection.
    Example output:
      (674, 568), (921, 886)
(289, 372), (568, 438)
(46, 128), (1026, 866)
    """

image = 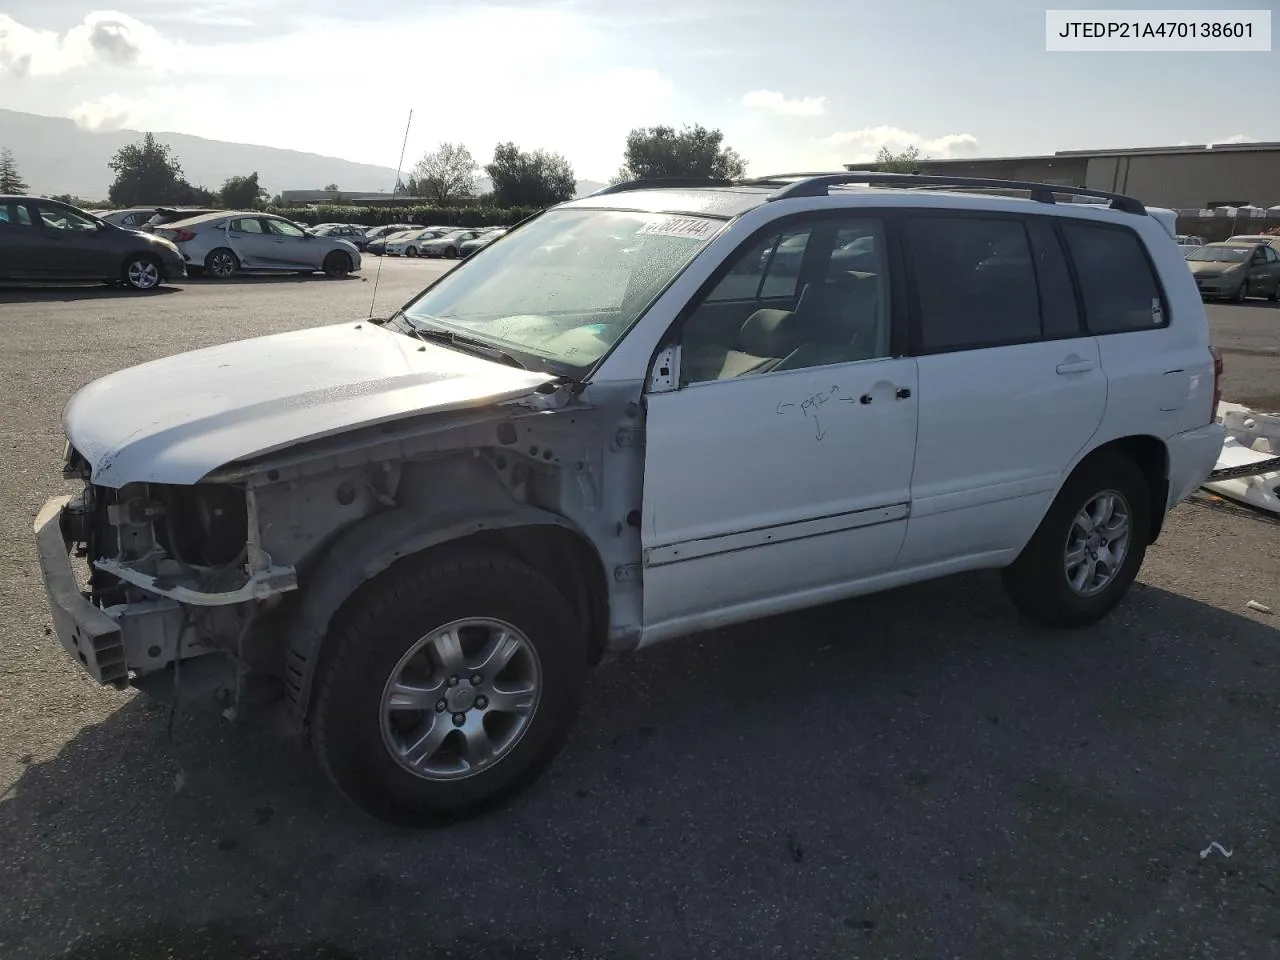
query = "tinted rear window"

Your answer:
(906, 216), (1042, 351)
(1061, 222), (1166, 334)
